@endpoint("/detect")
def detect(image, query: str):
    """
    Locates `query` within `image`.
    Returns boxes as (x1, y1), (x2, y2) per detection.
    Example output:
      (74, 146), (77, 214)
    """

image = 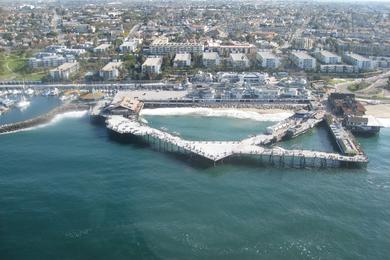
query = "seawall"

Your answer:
(0, 103), (89, 134)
